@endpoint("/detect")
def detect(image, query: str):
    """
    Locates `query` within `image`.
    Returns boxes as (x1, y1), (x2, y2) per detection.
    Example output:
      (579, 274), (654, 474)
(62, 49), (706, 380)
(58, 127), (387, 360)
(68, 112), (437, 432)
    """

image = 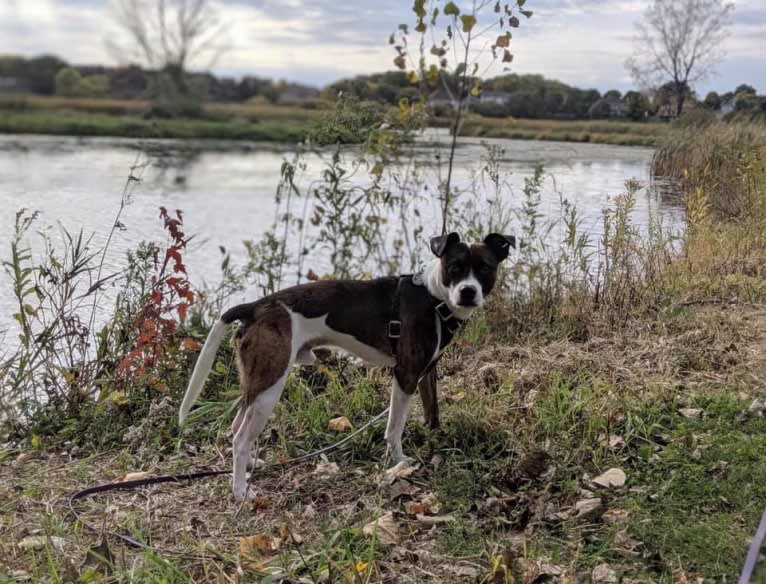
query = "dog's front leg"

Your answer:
(418, 368), (439, 430)
(385, 376), (415, 463)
